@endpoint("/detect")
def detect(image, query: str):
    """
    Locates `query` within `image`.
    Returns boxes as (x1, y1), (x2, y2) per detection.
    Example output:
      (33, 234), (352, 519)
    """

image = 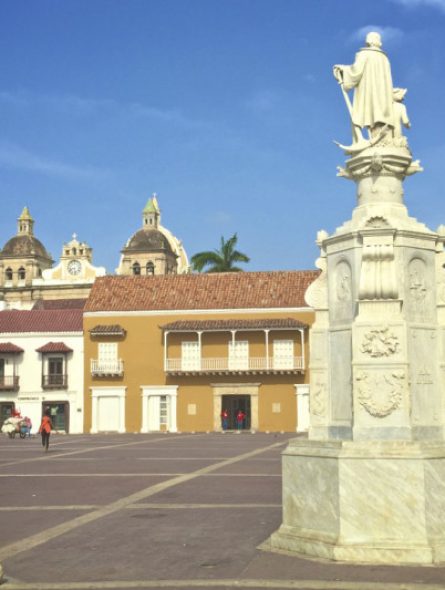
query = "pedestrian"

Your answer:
(236, 409), (245, 432)
(23, 416), (32, 437)
(39, 408), (53, 452)
(221, 408), (229, 431)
